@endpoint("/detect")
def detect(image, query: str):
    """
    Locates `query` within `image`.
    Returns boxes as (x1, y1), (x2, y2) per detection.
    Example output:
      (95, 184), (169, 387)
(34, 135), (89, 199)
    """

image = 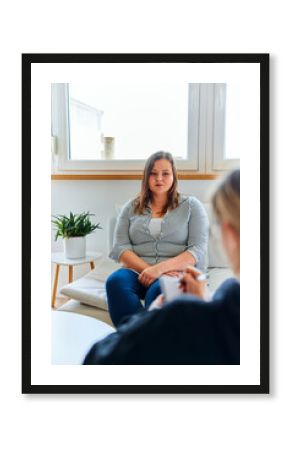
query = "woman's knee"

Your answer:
(144, 280), (162, 307)
(106, 269), (126, 289)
